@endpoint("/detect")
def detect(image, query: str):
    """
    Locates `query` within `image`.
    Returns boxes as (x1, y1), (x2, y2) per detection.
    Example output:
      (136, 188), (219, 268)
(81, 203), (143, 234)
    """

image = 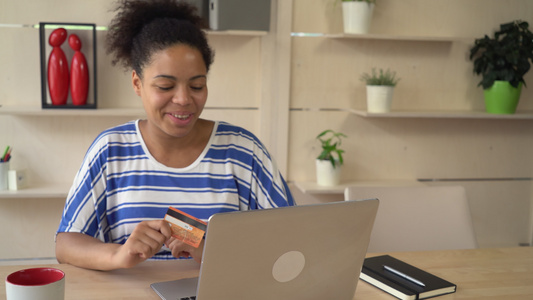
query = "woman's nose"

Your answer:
(172, 86), (192, 105)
